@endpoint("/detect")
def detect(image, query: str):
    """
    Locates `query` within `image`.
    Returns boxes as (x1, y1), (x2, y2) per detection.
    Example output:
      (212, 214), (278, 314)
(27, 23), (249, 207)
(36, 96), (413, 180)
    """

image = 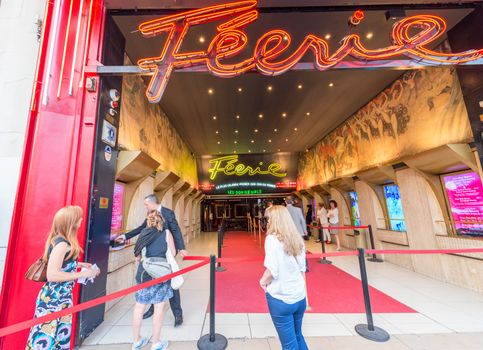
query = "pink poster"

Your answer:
(111, 182), (125, 232)
(443, 172), (483, 236)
